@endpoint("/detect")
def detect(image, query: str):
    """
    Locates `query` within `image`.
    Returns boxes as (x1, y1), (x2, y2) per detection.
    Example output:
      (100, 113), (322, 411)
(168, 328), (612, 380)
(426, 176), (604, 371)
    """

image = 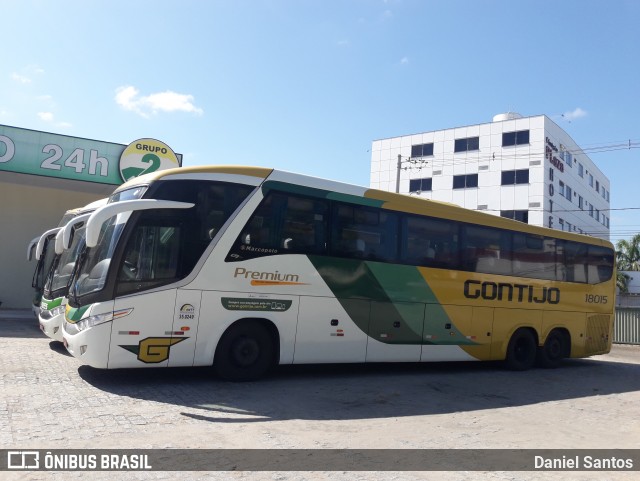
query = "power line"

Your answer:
(382, 138), (640, 241)
(392, 144), (640, 171)
(481, 206), (640, 214)
(381, 138), (640, 171)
